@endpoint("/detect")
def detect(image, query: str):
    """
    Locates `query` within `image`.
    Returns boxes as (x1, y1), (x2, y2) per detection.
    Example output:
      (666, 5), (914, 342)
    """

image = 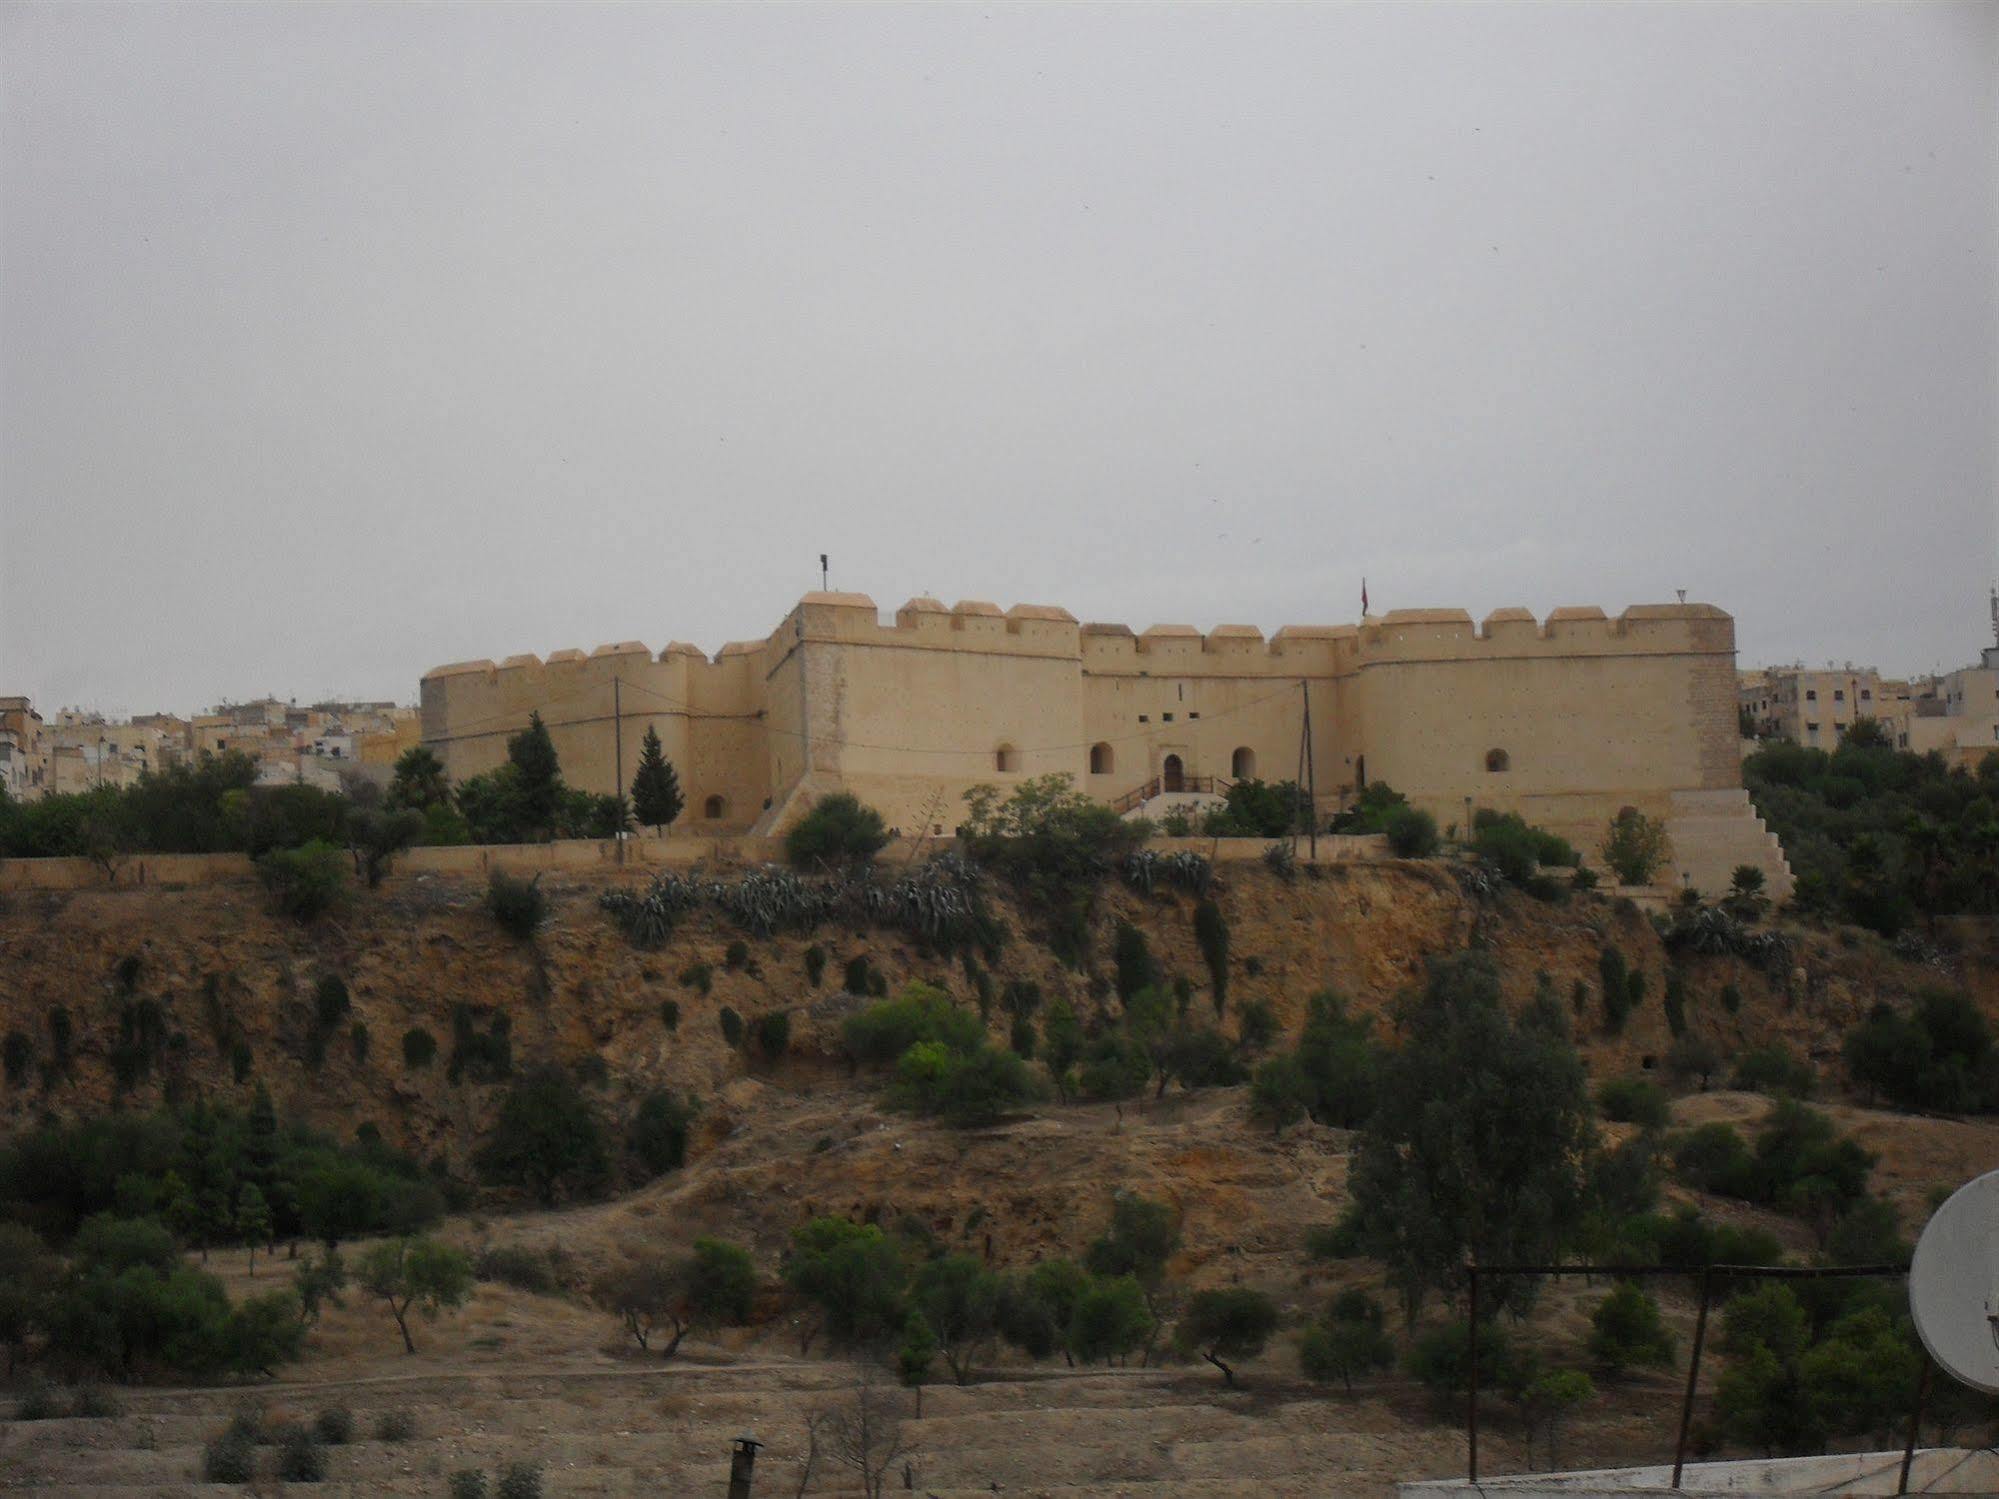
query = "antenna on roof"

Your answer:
(820, 554), (829, 592)
(1675, 589), (1686, 604)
